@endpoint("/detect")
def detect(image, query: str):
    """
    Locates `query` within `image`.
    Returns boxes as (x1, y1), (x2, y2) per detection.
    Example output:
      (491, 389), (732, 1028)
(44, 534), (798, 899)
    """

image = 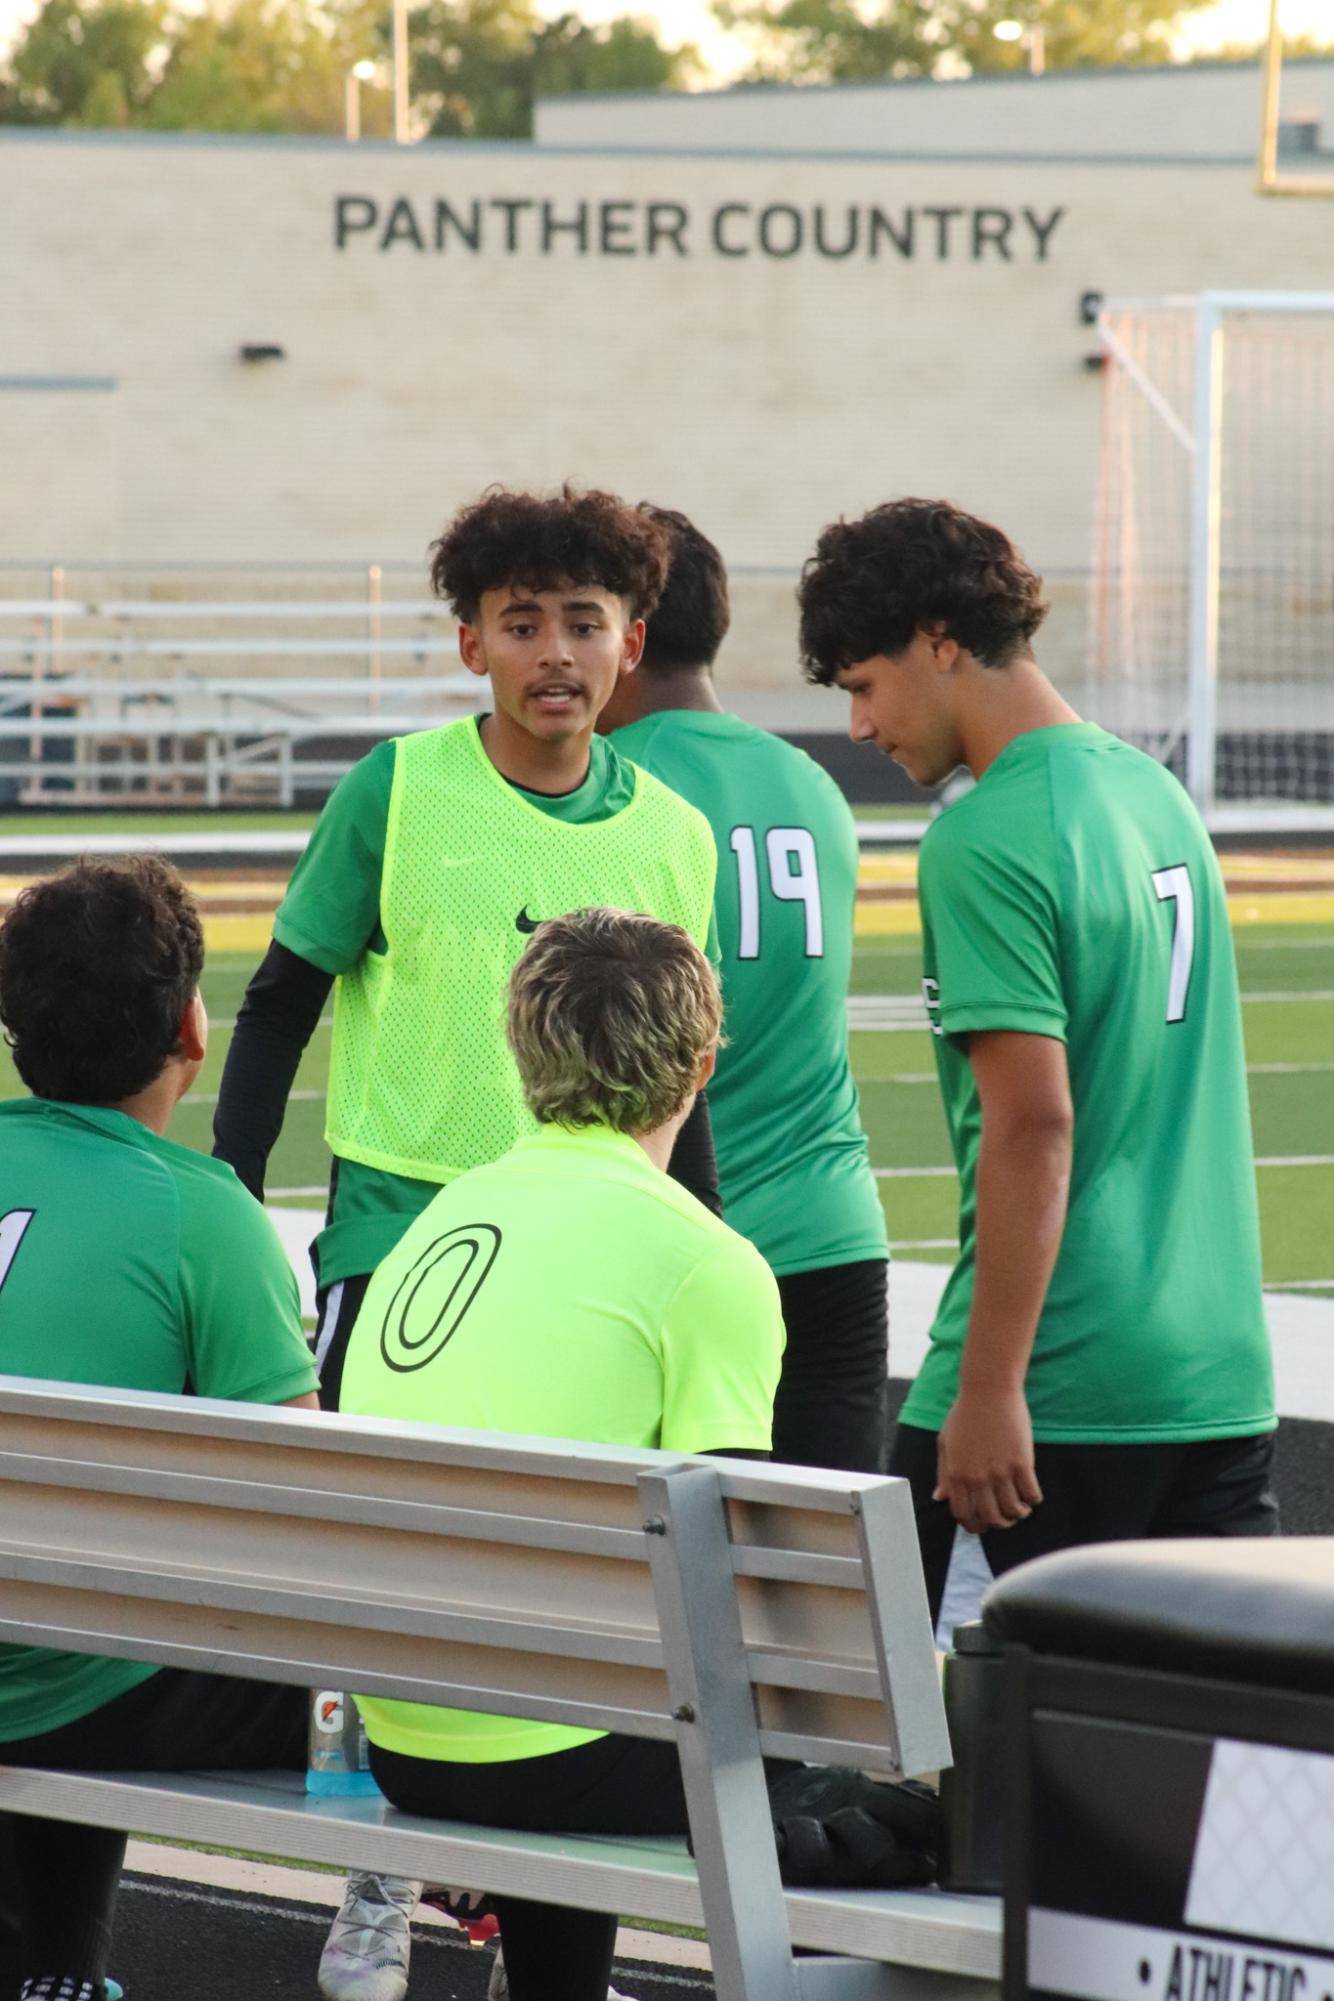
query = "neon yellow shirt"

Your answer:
(340, 1122), (784, 1763)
